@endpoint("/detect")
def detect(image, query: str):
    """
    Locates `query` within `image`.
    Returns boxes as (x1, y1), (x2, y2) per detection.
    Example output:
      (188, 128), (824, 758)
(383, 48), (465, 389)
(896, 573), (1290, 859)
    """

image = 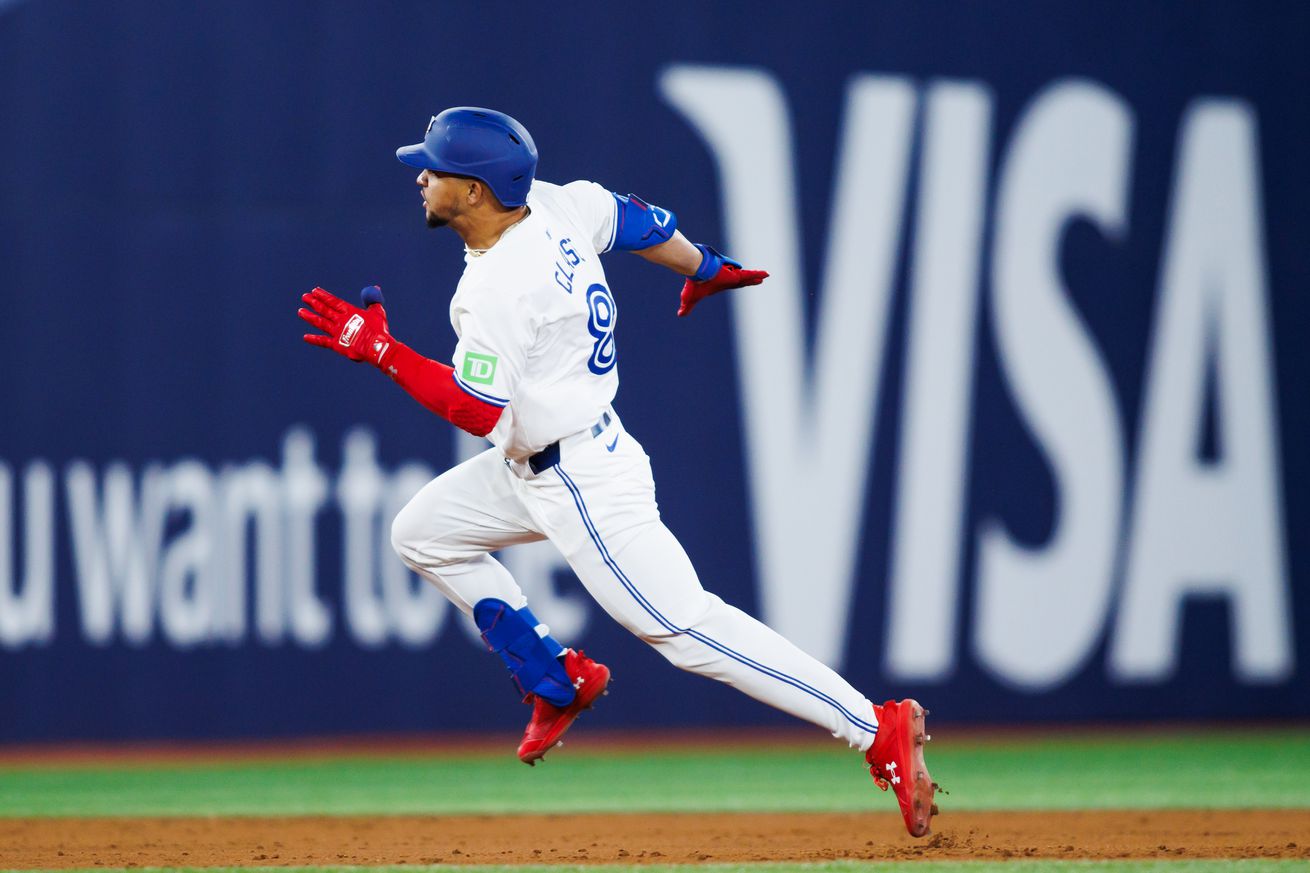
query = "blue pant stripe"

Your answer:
(559, 469), (682, 637)
(555, 466), (878, 735)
